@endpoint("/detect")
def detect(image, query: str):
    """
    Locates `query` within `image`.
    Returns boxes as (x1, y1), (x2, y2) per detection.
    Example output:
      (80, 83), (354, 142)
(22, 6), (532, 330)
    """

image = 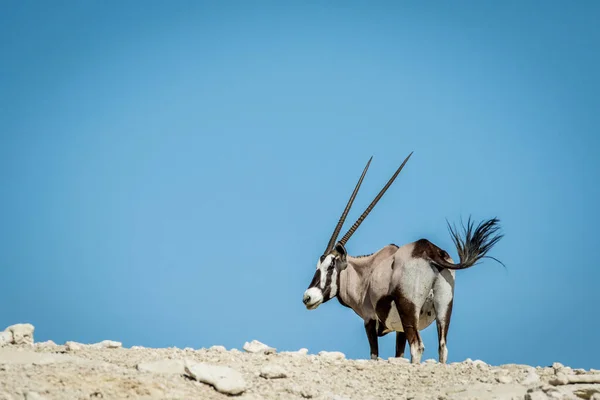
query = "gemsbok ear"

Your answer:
(334, 242), (347, 258)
